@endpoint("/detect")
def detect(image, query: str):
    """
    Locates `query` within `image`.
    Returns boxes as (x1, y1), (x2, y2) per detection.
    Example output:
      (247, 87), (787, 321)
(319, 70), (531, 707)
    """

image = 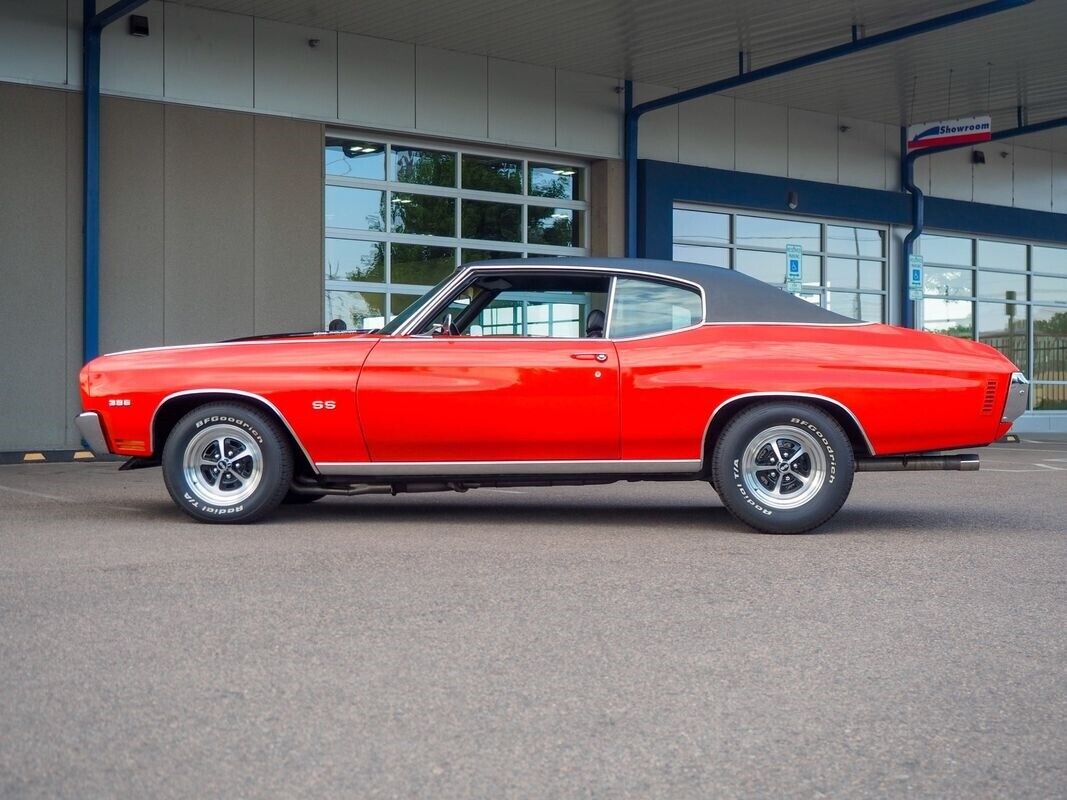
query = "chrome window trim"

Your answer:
(392, 264), (708, 340)
(316, 459), (701, 477)
(702, 391), (877, 457)
(149, 389), (319, 474)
